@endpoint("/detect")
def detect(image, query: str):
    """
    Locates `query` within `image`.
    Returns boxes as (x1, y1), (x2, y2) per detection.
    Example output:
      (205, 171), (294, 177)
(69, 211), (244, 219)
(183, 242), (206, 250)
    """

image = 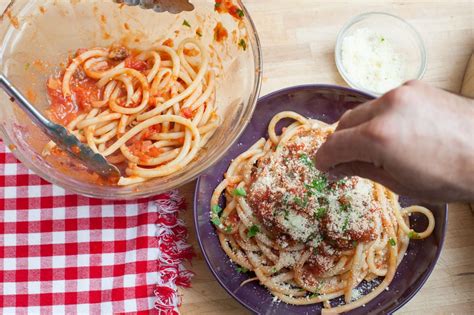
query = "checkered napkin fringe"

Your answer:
(0, 142), (194, 314)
